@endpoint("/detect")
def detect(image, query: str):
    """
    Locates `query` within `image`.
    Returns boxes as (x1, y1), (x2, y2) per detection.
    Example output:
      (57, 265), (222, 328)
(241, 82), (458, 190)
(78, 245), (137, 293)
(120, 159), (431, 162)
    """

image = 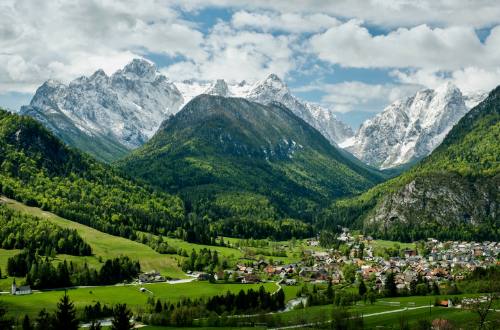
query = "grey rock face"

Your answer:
(20, 59), (184, 160)
(344, 83), (487, 169)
